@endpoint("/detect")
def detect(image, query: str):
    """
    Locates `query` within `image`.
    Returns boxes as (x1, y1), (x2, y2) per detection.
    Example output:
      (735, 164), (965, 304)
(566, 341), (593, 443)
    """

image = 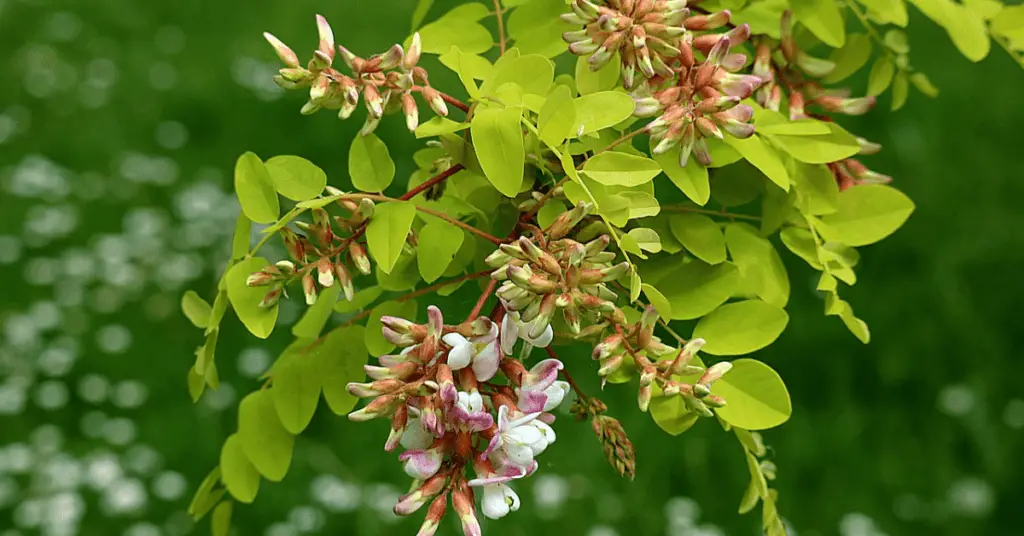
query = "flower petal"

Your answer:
(447, 342), (473, 370)
(400, 448), (442, 480)
(471, 340), (501, 382)
(481, 483), (512, 520)
(541, 381), (570, 412)
(442, 332), (469, 347)
(500, 314), (519, 355)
